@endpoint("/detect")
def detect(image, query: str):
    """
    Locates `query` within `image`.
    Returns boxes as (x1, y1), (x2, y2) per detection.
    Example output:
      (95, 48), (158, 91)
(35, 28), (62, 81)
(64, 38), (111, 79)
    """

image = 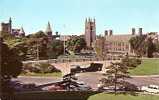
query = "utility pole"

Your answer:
(63, 24), (66, 56)
(36, 40), (39, 61)
(64, 35), (65, 55)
